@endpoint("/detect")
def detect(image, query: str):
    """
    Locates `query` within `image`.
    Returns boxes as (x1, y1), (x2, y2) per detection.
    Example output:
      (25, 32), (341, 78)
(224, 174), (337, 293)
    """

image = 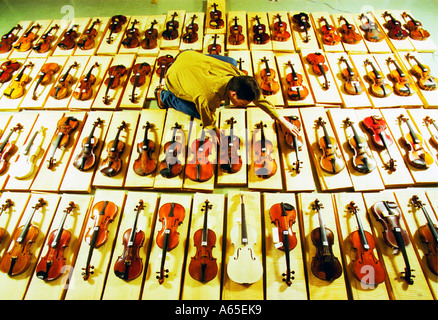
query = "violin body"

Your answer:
(156, 202), (185, 251)
(364, 59), (392, 97)
(349, 229), (386, 285)
(0, 25), (22, 54)
(73, 62), (99, 101)
(387, 58), (416, 96)
(3, 63), (34, 99)
(159, 141), (183, 178)
(141, 20), (158, 49)
(269, 202), (297, 251)
(316, 117), (345, 174)
(419, 224), (438, 275)
(35, 229), (71, 281)
(73, 118), (102, 172)
(133, 122), (156, 176)
(0, 224), (38, 276)
(162, 13), (179, 41)
(185, 130), (214, 182)
(47, 116), (79, 169)
(0, 60), (20, 83)
(339, 56), (365, 95)
(113, 228), (145, 281)
(344, 118), (376, 173)
(306, 53), (330, 90)
(10, 128), (42, 180)
(100, 122), (126, 177)
(359, 14), (385, 43)
(188, 228), (217, 283)
(229, 17), (245, 45)
(311, 227), (343, 281)
(253, 122), (277, 178)
(338, 16), (362, 44)
(362, 115), (393, 149)
(0, 141), (15, 174)
(383, 11), (408, 40)
(286, 61), (309, 101)
(259, 57), (280, 95)
(14, 24), (40, 52)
